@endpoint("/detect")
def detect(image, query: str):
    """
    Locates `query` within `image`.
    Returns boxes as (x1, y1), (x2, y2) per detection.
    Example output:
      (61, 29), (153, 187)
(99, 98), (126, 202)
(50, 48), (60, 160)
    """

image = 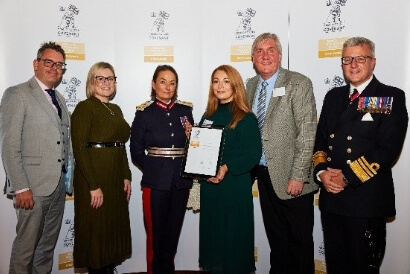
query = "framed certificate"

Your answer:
(182, 126), (224, 178)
